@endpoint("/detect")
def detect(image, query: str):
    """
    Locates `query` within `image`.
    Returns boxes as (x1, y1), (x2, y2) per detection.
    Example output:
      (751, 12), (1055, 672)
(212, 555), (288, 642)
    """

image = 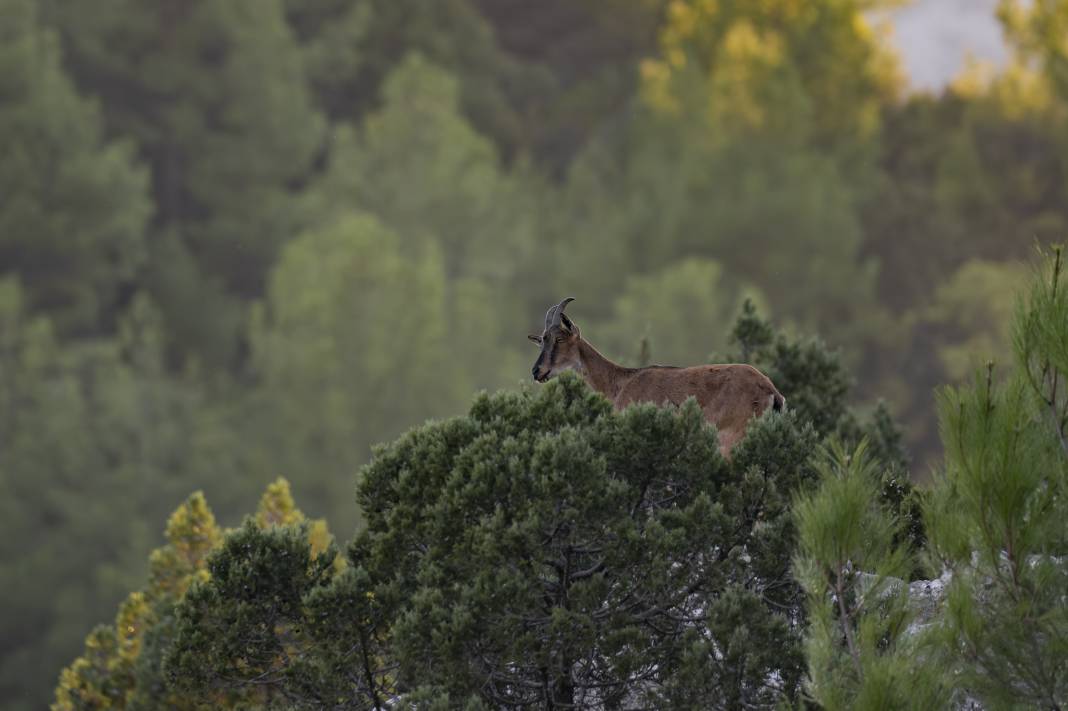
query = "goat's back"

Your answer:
(614, 363), (783, 454)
